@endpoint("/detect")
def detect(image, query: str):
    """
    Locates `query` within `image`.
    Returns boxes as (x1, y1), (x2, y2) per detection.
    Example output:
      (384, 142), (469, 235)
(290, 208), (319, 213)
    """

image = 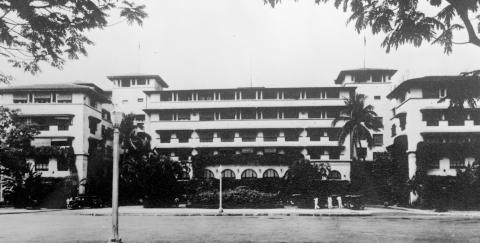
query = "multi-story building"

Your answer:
(107, 74), (168, 128)
(335, 68), (397, 160)
(0, 83), (113, 194)
(387, 75), (480, 179)
(142, 86), (356, 180)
